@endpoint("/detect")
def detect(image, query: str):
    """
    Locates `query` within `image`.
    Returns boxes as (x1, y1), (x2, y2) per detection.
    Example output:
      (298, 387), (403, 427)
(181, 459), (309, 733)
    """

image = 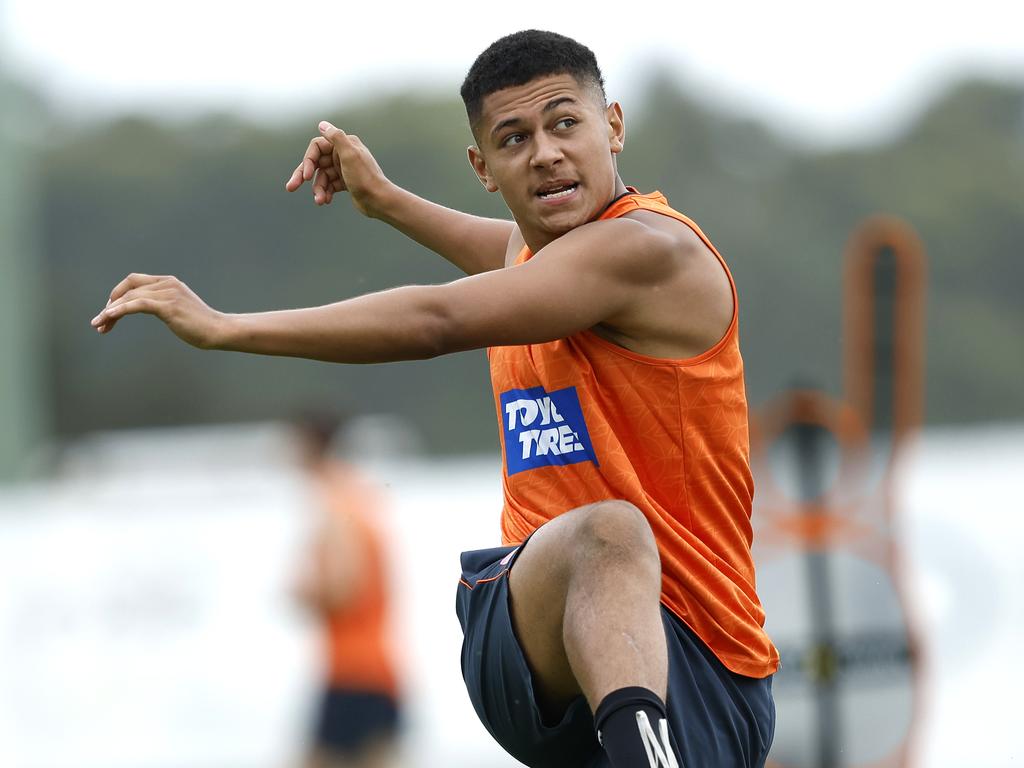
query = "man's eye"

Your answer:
(502, 134), (526, 147)
(555, 118), (577, 130)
